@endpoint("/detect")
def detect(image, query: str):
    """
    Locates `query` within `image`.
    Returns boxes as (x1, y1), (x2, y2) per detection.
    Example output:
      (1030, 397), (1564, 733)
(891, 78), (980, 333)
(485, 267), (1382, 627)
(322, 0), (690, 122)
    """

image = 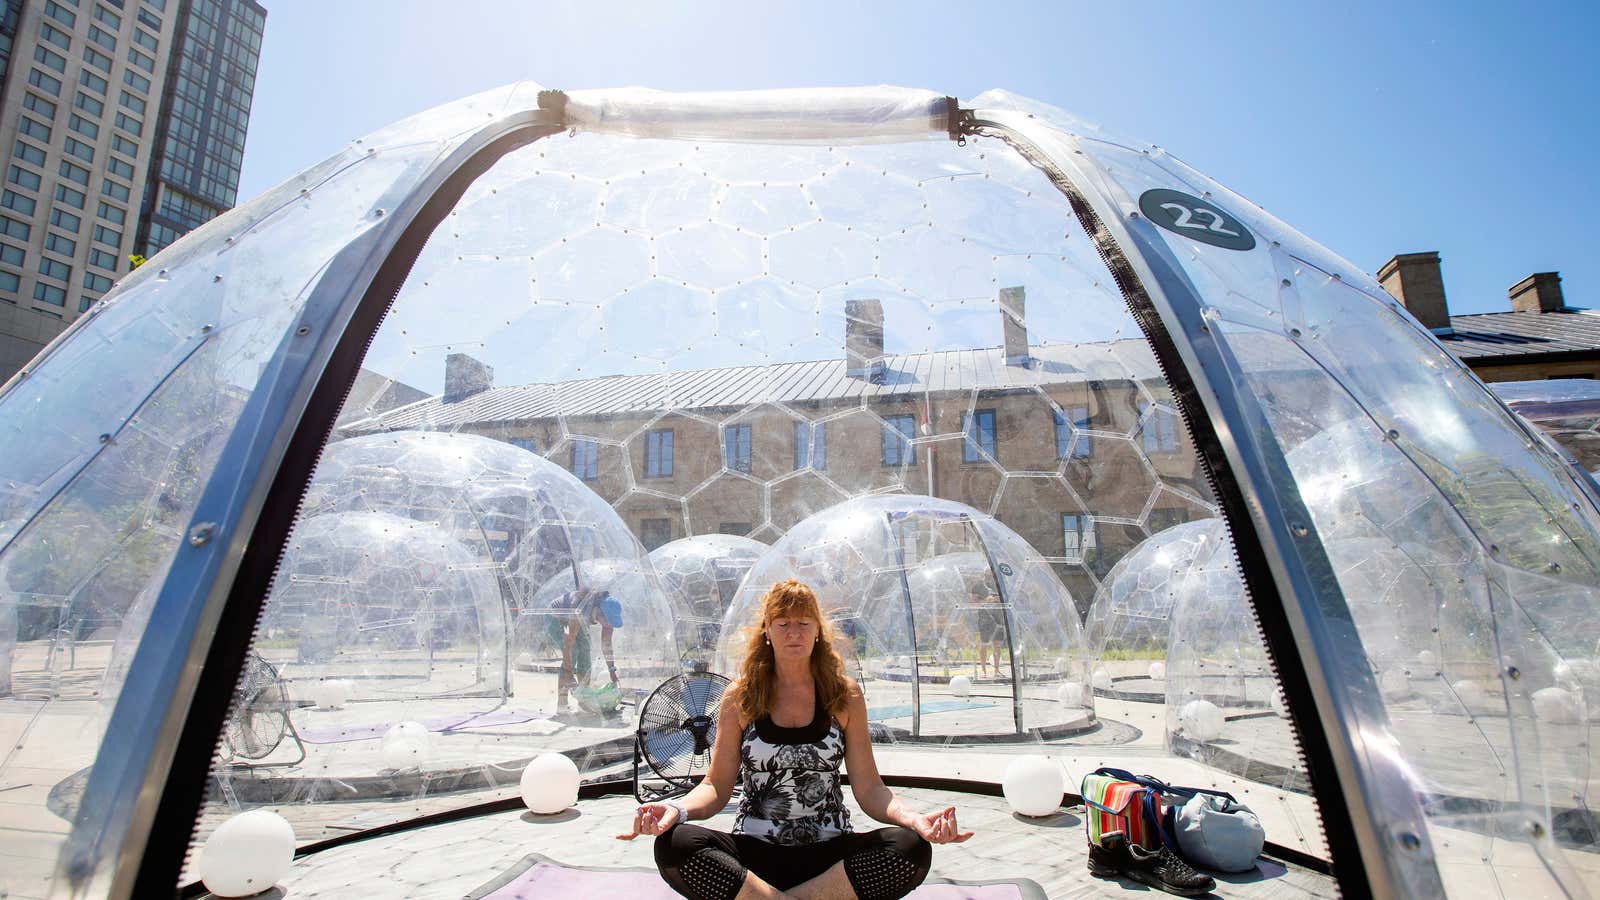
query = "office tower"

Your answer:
(0, 0), (265, 379)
